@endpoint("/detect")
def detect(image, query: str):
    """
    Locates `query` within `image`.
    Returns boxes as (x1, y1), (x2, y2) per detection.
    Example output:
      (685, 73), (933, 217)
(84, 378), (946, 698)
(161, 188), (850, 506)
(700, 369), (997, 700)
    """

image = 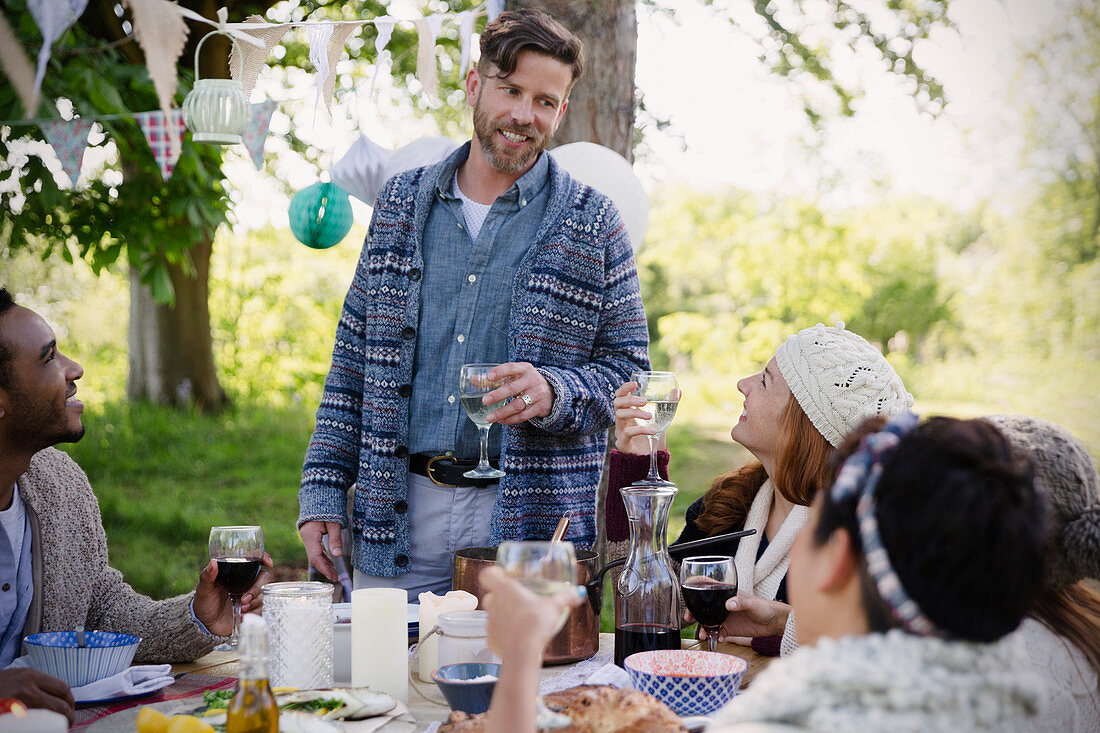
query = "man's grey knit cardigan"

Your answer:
(298, 151), (650, 577)
(16, 448), (216, 662)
